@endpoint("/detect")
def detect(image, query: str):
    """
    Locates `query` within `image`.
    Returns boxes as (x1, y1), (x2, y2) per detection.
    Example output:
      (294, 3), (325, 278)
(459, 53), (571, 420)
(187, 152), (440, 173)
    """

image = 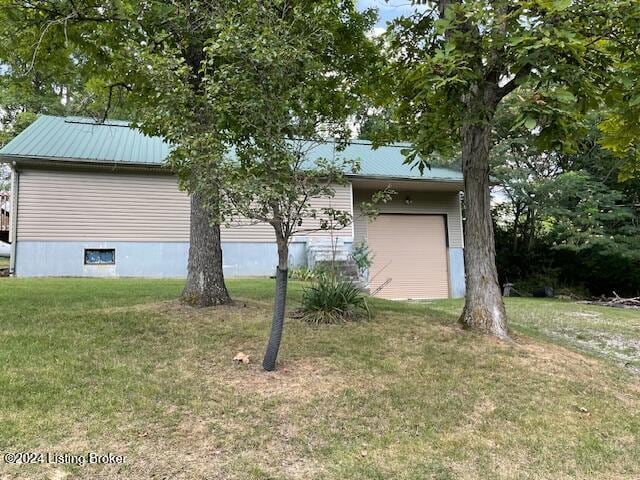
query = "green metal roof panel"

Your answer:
(0, 115), (170, 165)
(0, 115), (462, 182)
(307, 141), (462, 181)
